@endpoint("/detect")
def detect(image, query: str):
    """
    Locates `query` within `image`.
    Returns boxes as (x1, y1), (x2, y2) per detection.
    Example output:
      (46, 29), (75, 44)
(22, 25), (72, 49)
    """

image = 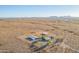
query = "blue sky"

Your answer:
(0, 5), (79, 17)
